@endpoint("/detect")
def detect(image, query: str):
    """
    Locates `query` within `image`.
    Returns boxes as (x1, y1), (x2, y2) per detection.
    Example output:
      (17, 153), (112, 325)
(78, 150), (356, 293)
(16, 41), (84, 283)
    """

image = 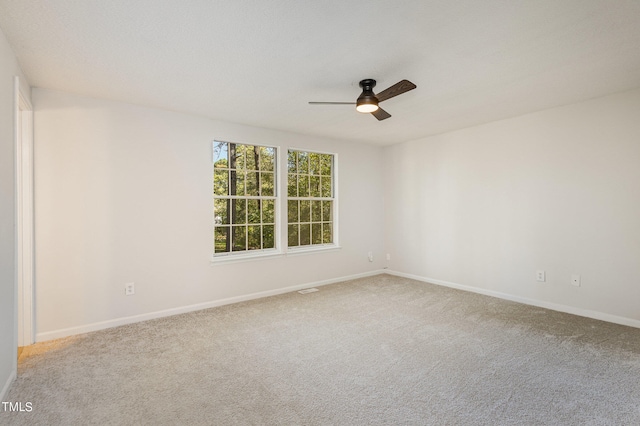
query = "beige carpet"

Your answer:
(3, 274), (640, 425)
